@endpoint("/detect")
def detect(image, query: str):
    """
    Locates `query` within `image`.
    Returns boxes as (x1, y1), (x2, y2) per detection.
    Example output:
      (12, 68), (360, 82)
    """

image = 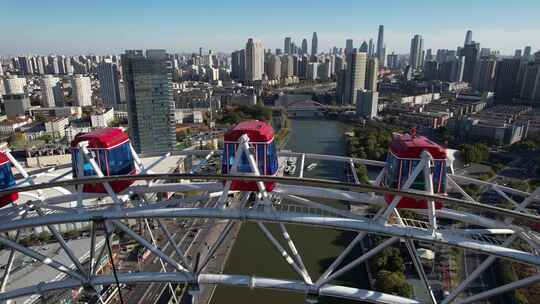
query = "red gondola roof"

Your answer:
(71, 128), (130, 149)
(0, 152), (10, 166)
(390, 133), (446, 159)
(224, 120), (274, 143)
